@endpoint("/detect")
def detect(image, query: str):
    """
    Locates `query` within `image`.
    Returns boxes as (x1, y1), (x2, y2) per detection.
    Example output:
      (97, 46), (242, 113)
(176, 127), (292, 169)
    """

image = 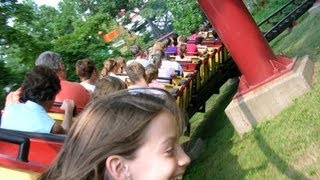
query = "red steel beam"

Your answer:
(198, 0), (293, 95)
